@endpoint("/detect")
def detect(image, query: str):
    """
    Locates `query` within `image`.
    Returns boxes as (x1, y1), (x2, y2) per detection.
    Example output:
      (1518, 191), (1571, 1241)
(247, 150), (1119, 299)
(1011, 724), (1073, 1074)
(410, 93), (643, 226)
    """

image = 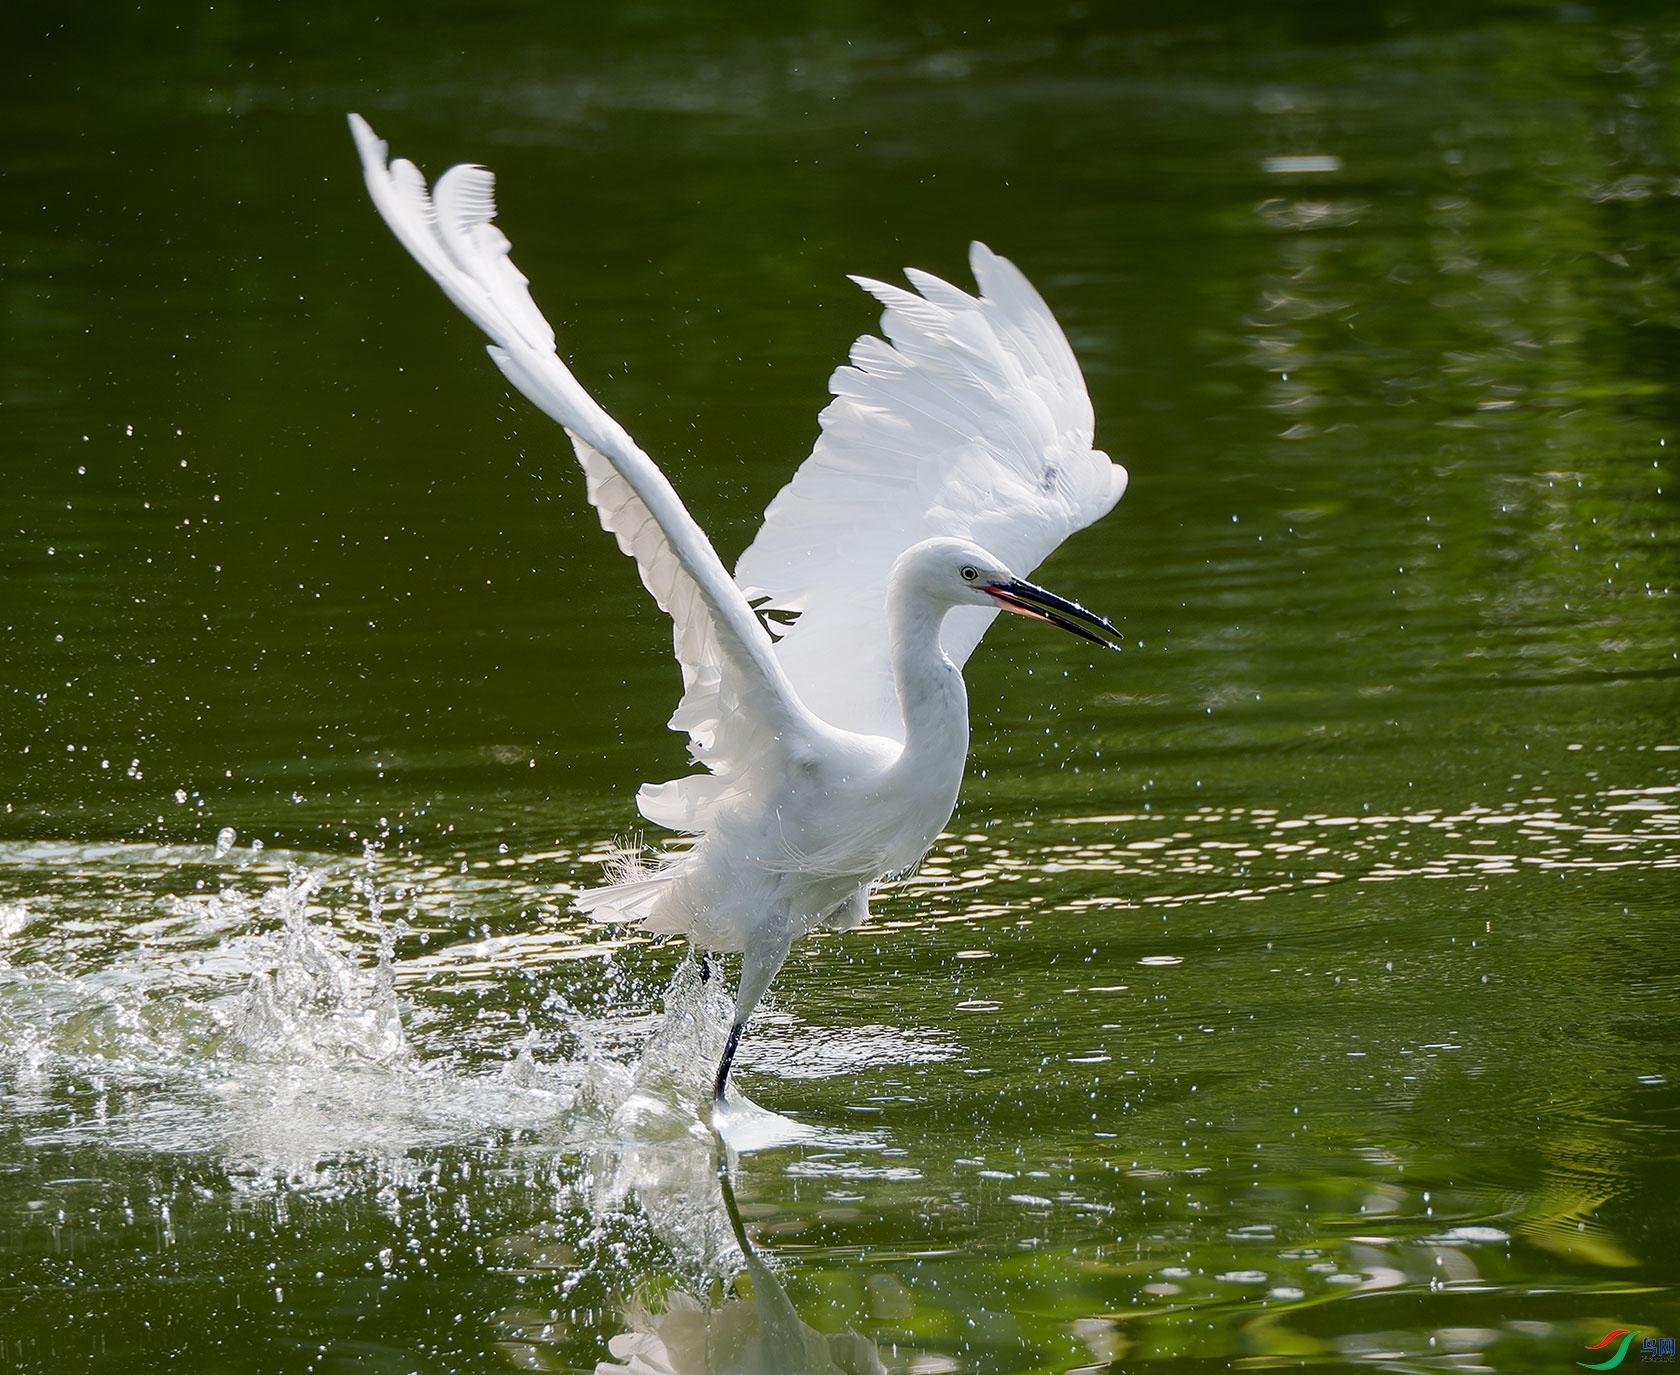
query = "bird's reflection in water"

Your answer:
(490, 956), (884, 1371)
(578, 990), (884, 1375)
(593, 1164), (884, 1375)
